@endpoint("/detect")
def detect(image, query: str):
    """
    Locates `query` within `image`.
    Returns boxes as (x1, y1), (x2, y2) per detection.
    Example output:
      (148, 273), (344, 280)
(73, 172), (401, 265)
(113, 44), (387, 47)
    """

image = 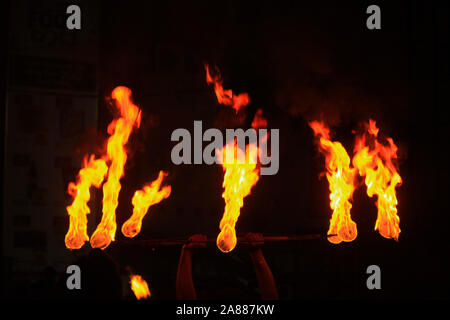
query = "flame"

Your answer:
(65, 155), (108, 249)
(309, 121), (357, 244)
(90, 86), (142, 249)
(251, 109), (268, 129)
(251, 109), (270, 161)
(205, 64), (250, 112)
(353, 119), (402, 240)
(122, 171), (172, 238)
(215, 140), (260, 252)
(130, 274), (151, 300)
